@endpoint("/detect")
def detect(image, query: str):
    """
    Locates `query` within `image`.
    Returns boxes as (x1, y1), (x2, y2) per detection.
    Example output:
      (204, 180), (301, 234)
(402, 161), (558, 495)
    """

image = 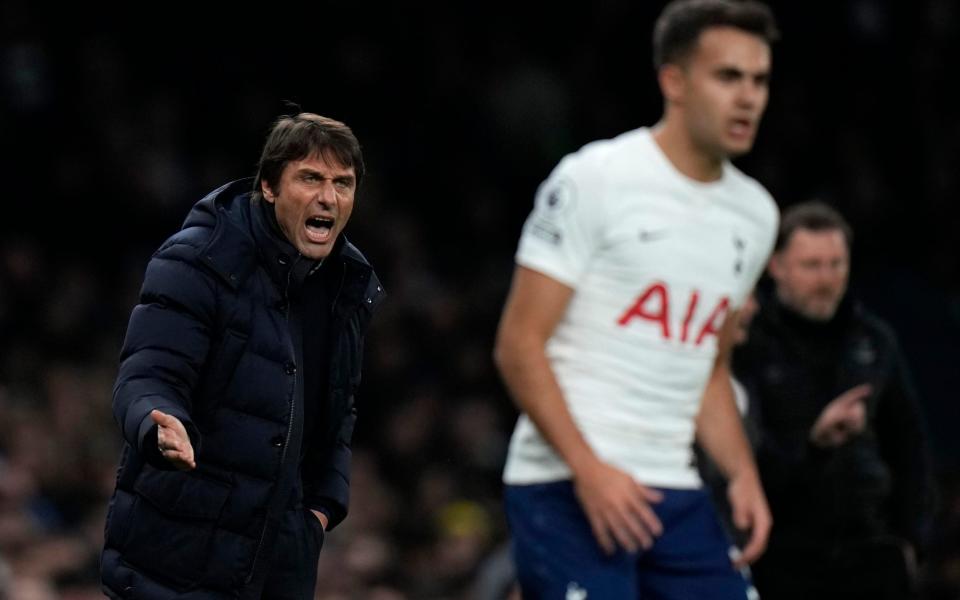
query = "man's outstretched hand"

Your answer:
(150, 409), (196, 470)
(810, 384), (871, 448)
